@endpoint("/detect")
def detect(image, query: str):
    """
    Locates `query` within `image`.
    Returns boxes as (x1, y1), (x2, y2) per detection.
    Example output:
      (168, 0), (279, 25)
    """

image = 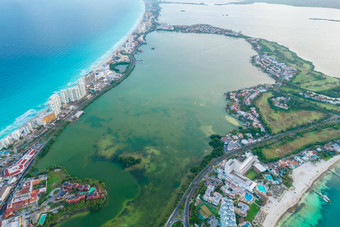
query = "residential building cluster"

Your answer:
(234, 202), (249, 217)
(57, 181), (105, 204)
(252, 54), (297, 81)
(1, 216), (22, 227)
(1, 175), (48, 226)
(221, 131), (263, 153)
(271, 96), (290, 110)
(5, 175), (47, 217)
(172, 24), (241, 37)
(301, 91), (340, 105)
(268, 141), (340, 178)
(247, 38), (261, 51)
(247, 38), (297, 82)
(0, 170), (107, 226)
(202, 185), (222, 206)
(225, 86), (270, 140)
(156, 23), (174, 31)
(119, 35), (144, 54)
(140, 0), (159, 34)
(0, 149), (11, 168)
